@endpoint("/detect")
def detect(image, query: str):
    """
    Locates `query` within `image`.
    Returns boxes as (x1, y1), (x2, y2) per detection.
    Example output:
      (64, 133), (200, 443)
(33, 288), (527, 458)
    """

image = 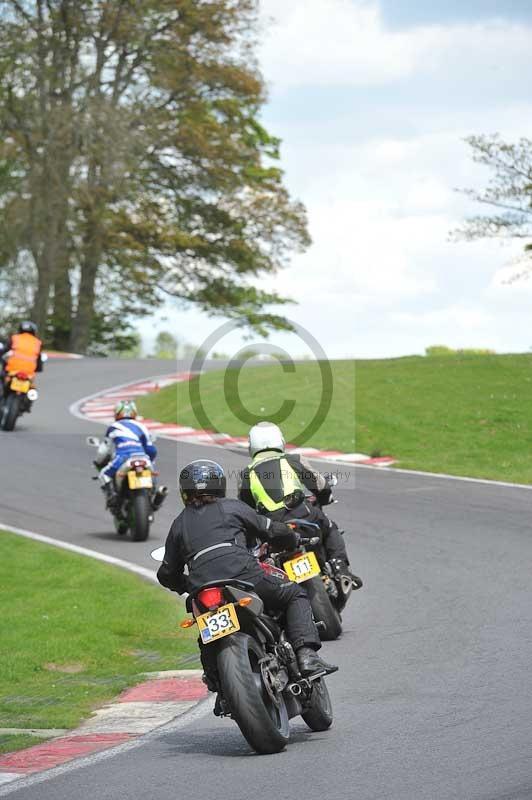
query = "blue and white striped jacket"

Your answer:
(105, 419), (157, 461)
